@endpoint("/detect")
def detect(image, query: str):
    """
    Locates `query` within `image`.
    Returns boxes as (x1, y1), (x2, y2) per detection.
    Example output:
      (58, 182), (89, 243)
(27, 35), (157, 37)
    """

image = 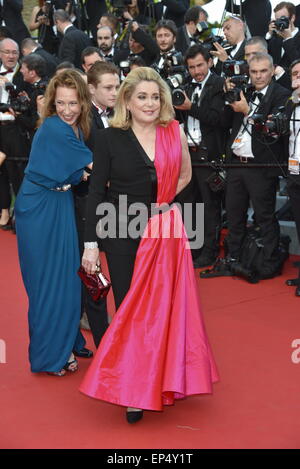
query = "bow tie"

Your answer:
(251, 91), (263, 103)
(0, 68), (14, 76)
(190, 82), (202, 89)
